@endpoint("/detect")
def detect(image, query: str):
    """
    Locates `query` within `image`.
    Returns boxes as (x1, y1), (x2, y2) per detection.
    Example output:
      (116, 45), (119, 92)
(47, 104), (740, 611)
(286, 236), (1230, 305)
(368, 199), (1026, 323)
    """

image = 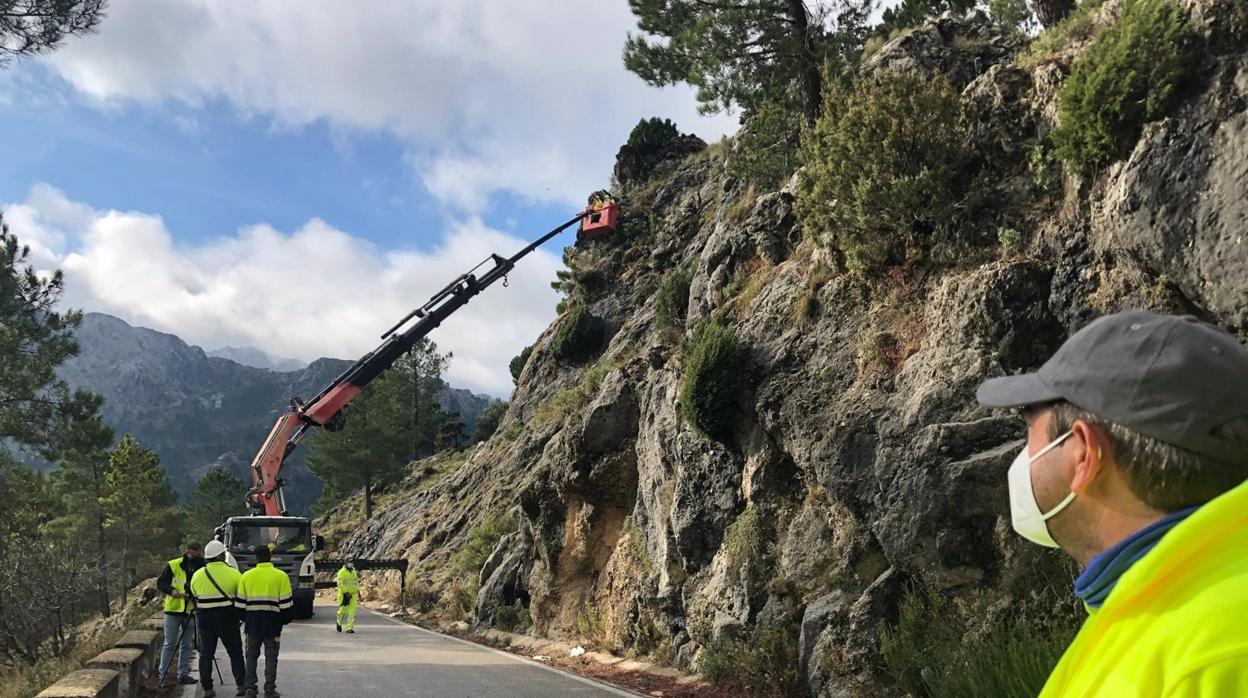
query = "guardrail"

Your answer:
(315, 558), (410, 607)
